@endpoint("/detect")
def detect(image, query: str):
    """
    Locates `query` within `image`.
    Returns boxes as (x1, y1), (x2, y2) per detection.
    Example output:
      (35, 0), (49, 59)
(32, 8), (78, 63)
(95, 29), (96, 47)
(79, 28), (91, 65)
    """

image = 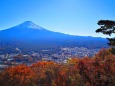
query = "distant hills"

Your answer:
(0, 21), (108, 53)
